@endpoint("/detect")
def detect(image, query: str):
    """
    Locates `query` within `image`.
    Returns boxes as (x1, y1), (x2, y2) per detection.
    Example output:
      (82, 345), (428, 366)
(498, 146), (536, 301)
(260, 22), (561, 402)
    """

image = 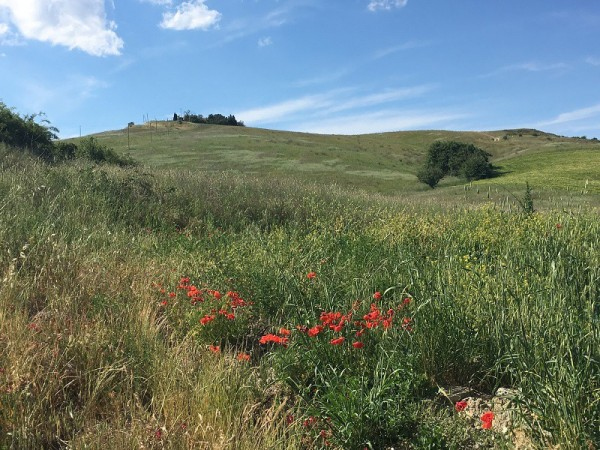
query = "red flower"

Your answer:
(306, 271), (316, 279)
(352, 341), (364, 349)
(481, 411), (494, 429)
(373, 291), (382, 300)
(402, 297), (411, 307)
(160, 300), (168, 307)
(279, 327), (291, 336)
(168, 292), (176, 298)
(200, 314), (215, 325)
(212, 290), (222, 299)
(307, 325), (324, 337)
(209, 345), (220, 354)
(330, 337), (345, 345)
(285, 414), (294, 425)
(237, 352), (251, 361)
(259, 333), (289, 346)
(154, 428), (163, 440)
(455, 401), (468, 412)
